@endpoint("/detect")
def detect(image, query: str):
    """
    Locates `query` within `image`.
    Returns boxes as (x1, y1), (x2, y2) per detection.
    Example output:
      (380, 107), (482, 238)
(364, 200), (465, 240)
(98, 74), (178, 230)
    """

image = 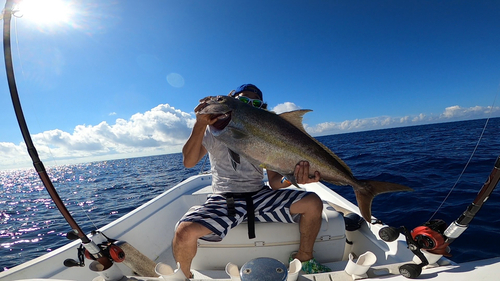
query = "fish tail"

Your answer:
(354, 180), (413, 222)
